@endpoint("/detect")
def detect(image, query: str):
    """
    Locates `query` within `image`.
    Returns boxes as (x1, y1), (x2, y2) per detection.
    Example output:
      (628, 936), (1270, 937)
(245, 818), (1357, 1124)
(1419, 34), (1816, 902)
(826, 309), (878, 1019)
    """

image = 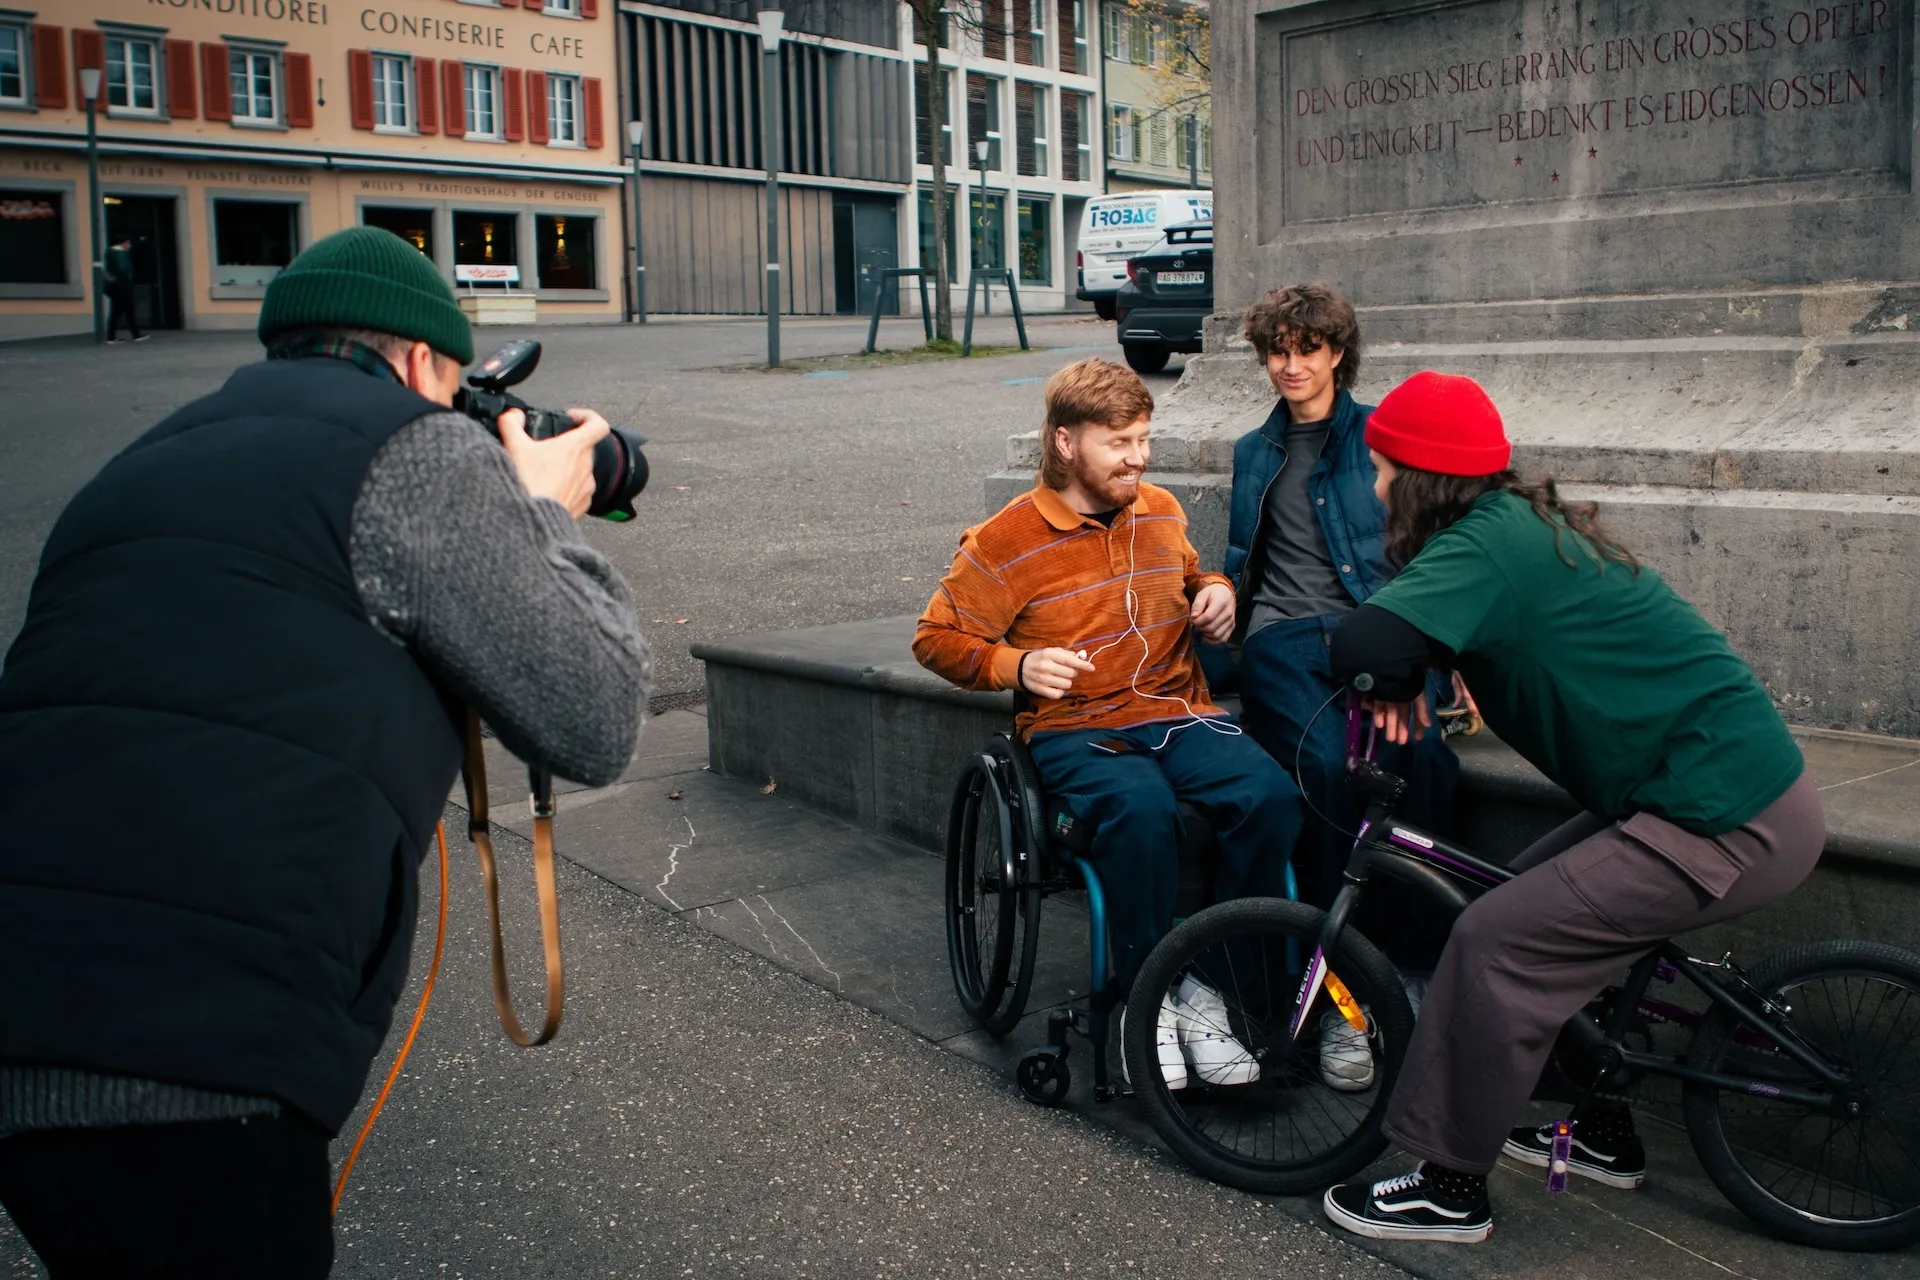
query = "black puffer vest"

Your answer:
(0, 358), (465, 1133)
